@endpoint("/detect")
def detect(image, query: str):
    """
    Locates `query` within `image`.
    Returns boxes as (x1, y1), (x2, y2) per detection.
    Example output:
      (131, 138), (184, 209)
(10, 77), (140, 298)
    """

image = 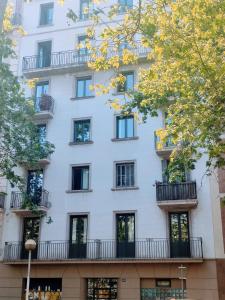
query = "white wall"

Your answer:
(1, 0), (220, 260)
